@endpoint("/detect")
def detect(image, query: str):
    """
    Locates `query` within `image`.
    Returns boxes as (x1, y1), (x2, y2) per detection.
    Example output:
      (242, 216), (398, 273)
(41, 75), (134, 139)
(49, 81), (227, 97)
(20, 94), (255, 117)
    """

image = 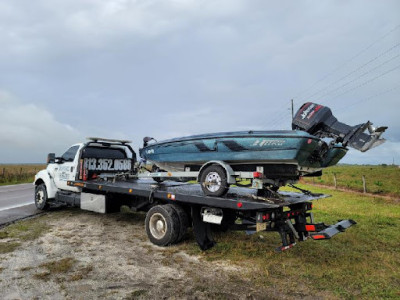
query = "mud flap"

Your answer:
(311, 219), (357, 240)
(191, 206), (216, 250)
